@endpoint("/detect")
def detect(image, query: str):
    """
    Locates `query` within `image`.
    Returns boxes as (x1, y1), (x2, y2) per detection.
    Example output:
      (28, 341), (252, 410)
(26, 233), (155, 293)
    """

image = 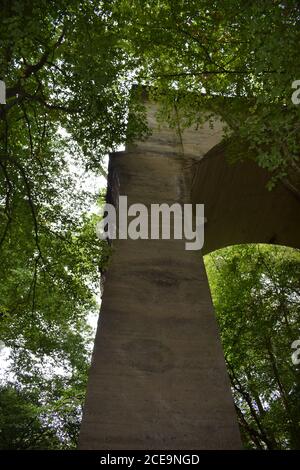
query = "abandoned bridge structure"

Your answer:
(78, 95), (300, 449)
